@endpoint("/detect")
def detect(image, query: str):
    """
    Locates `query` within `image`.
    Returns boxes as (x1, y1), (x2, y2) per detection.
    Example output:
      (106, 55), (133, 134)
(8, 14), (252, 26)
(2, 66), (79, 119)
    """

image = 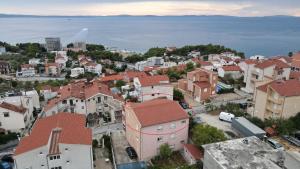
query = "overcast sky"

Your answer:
(1, 0), (300, 16)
